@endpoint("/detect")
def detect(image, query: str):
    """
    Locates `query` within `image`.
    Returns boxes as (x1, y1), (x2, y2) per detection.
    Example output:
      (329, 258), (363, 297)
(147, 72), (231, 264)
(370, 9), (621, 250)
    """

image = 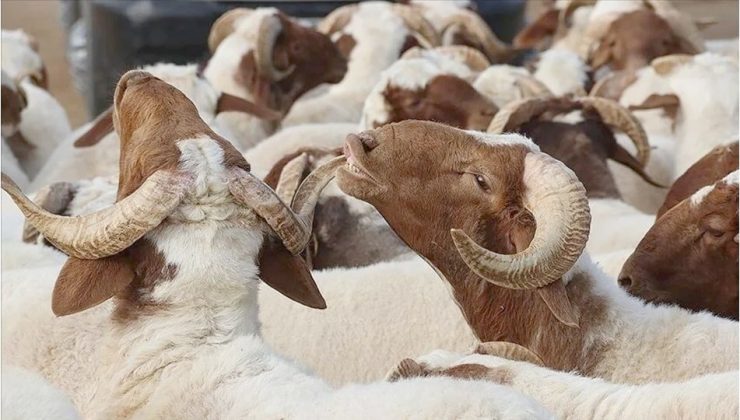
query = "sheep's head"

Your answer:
(337, 120), (591, 327)
(2, 70), (339, 316)
(487, 96), (659, 198)
(657, 142), (739, 218)
(619, 171), (739, 320)
(589, 10), (698, 73)
(209, 8), (347, 112)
